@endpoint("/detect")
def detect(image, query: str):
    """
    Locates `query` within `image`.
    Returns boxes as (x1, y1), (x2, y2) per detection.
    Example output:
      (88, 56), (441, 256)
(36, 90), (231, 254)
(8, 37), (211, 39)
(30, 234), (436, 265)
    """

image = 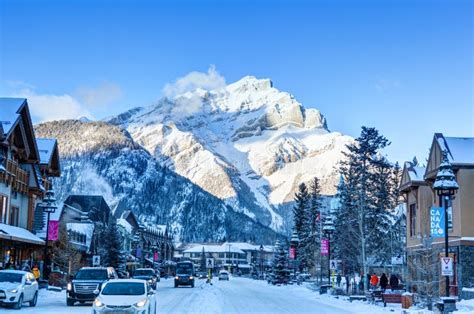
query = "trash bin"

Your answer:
(401, 294), (413, 309)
